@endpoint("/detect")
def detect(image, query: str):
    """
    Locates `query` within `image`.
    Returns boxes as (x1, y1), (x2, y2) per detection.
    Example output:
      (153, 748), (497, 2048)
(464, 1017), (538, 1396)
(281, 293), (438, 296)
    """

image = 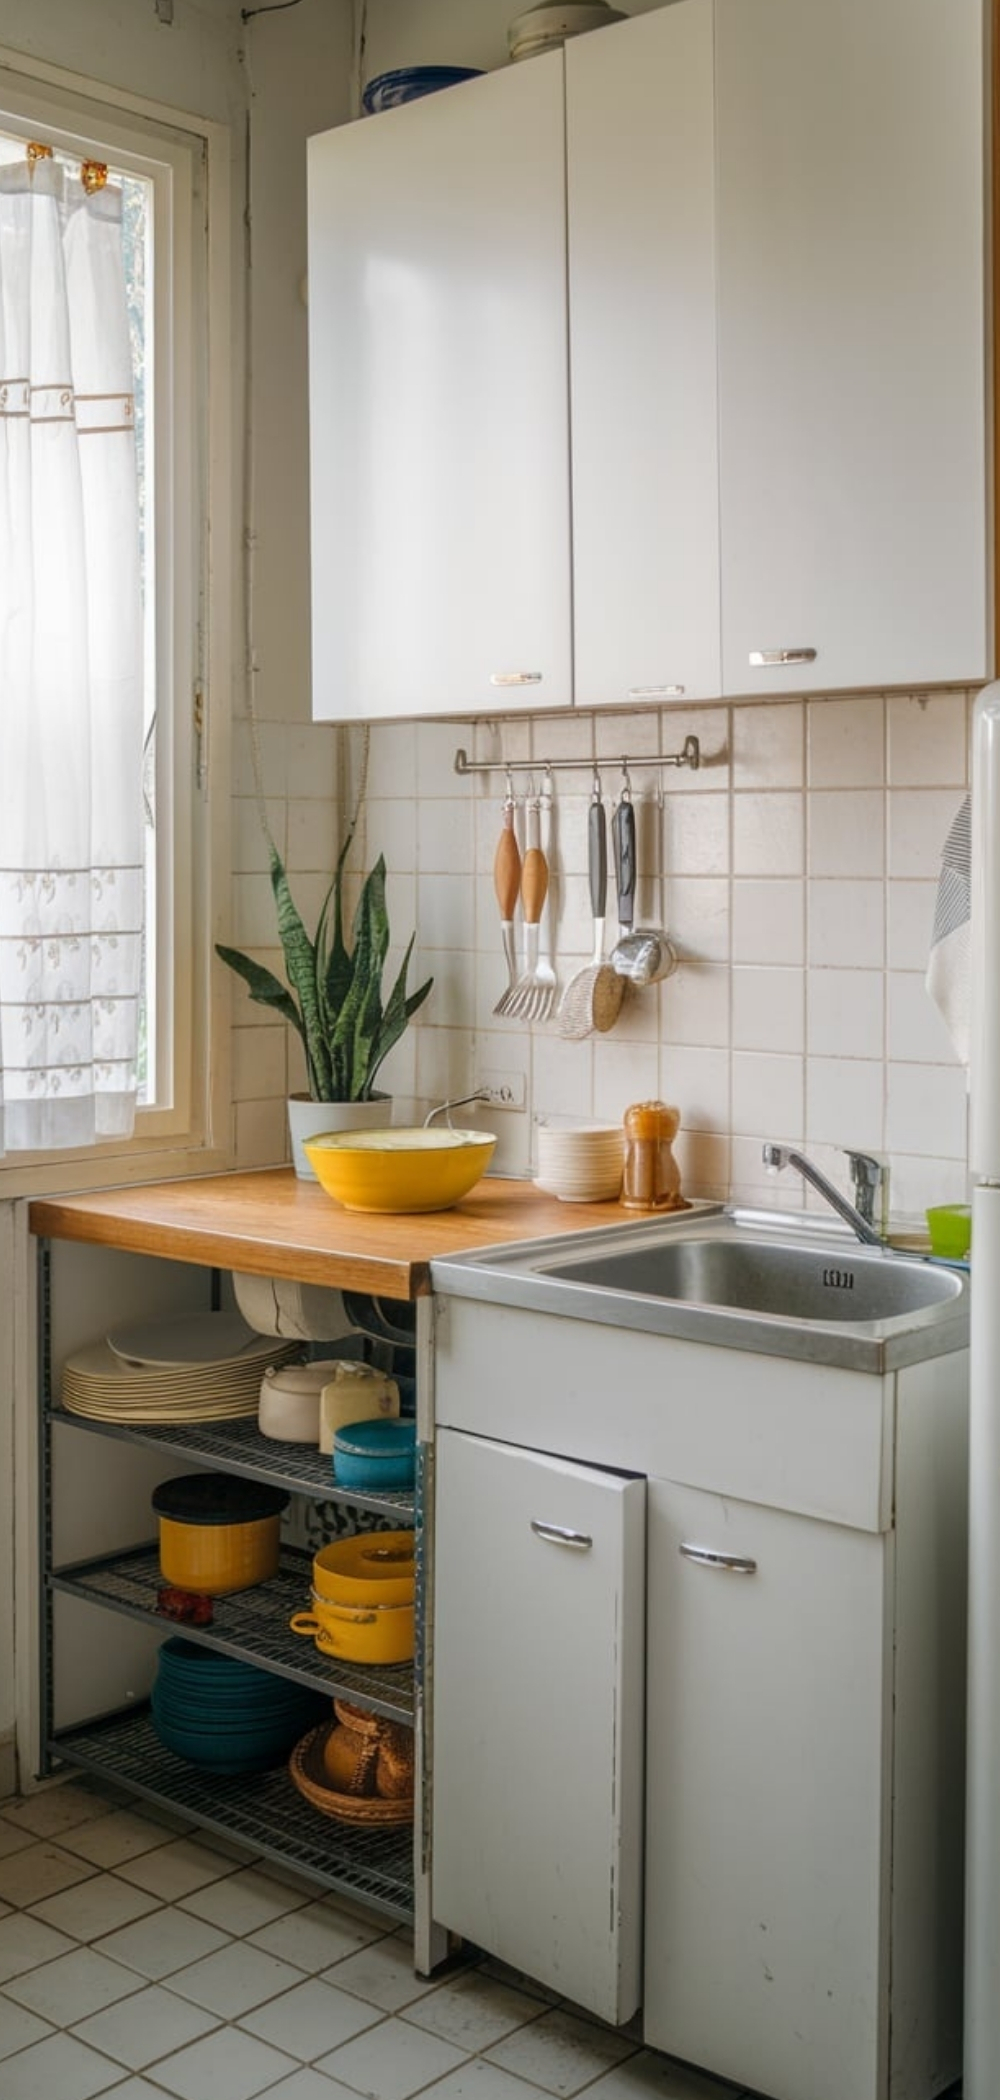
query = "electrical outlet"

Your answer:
(476, 1071), (527, 1111)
